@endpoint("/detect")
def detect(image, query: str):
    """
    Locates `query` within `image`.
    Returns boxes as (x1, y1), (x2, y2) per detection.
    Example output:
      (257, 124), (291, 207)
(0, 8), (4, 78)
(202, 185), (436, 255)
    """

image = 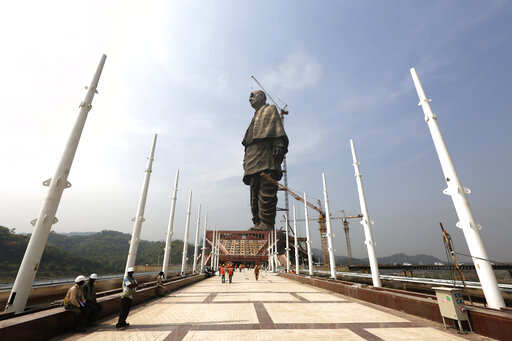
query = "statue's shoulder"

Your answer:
(263, 104), (279, 116)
